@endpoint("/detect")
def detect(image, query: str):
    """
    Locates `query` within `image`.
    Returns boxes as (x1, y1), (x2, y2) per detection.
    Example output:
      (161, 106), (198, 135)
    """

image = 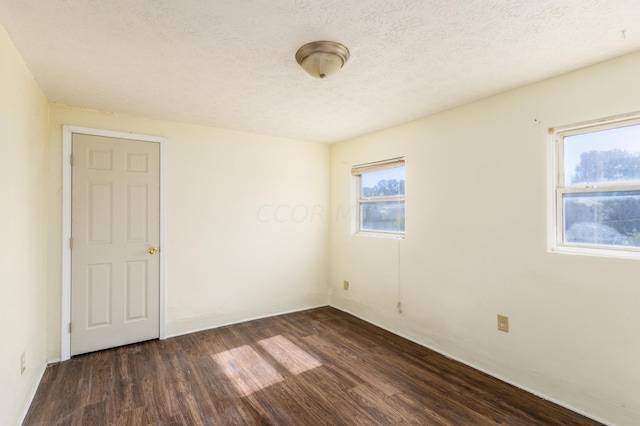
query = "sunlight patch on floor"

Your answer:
(212, 335), (322, 397)
(212, 345), (284, 397)
(258, 335), (322, 375)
